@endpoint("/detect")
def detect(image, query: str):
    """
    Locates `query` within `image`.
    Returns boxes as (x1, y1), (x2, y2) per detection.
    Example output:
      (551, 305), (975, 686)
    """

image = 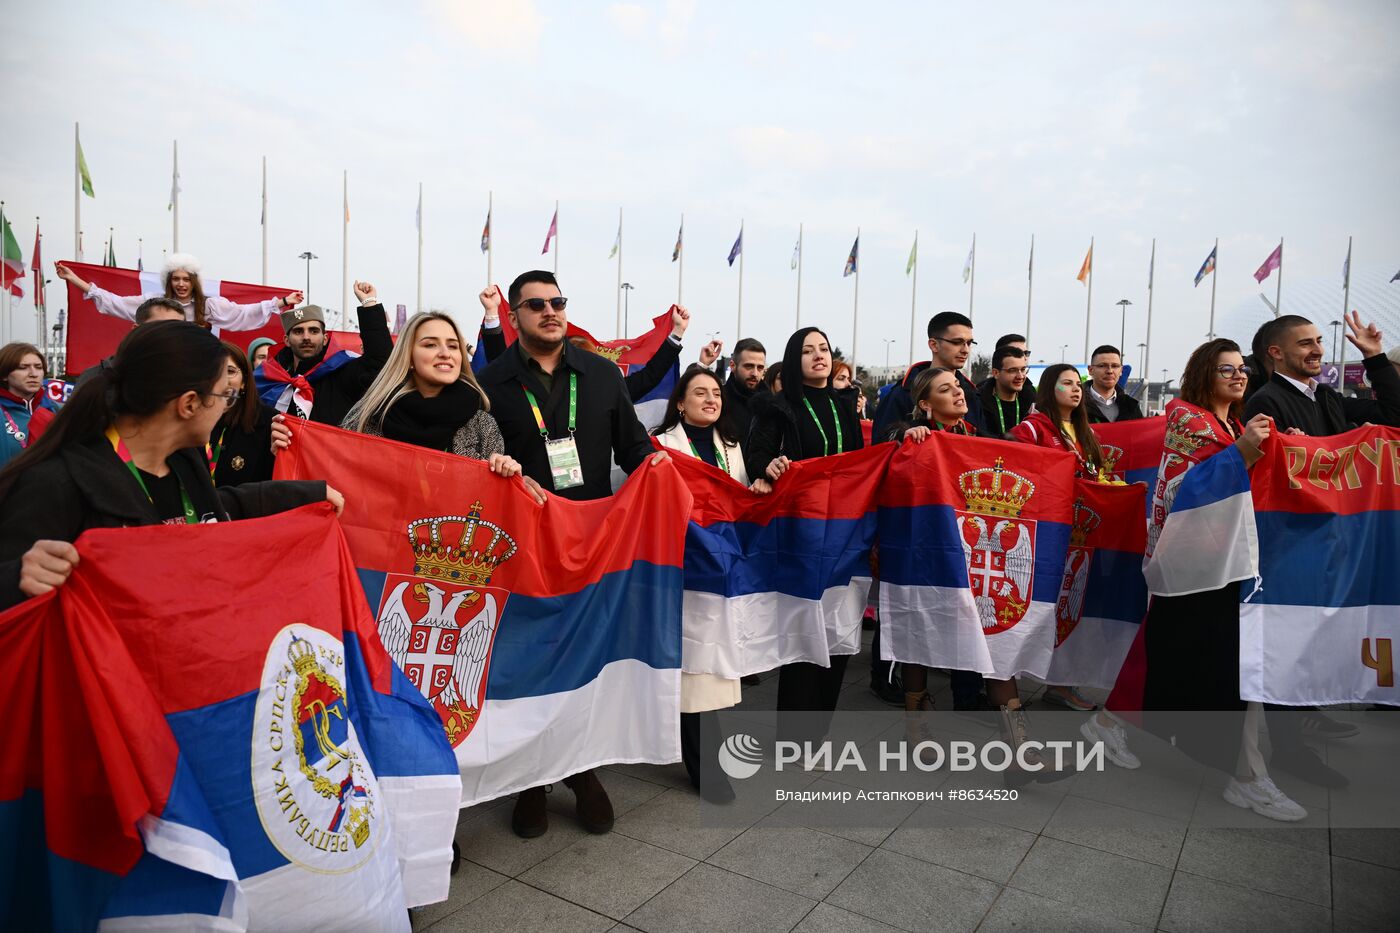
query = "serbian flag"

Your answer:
(275, 420), (689, 806)
(878, 433), (1076, 679)
(0, 505), (460, 932)
(1239, 425), (1400, 705)
(1042, 480), (1148, 689)
(672, 445), (893, 678)
(1092, 416), (1166, 516)
(60, 262), (291, 375)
